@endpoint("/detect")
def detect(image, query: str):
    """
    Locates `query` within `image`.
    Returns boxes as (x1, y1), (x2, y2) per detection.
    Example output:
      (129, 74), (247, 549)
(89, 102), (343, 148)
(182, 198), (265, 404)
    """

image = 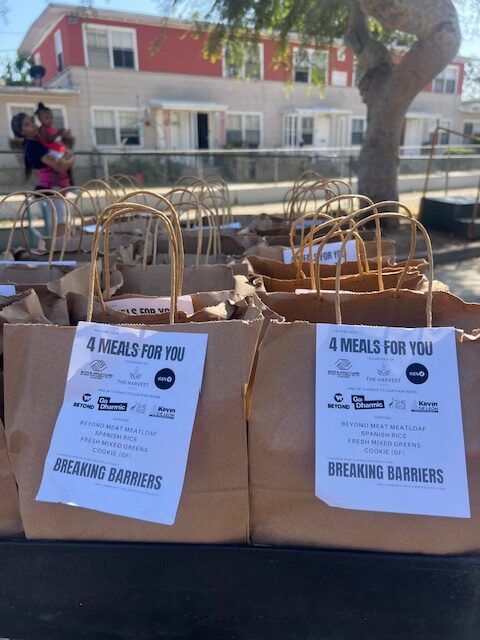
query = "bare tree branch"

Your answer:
(345, 0), (391, 72)
(362, 0), (461, 104)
